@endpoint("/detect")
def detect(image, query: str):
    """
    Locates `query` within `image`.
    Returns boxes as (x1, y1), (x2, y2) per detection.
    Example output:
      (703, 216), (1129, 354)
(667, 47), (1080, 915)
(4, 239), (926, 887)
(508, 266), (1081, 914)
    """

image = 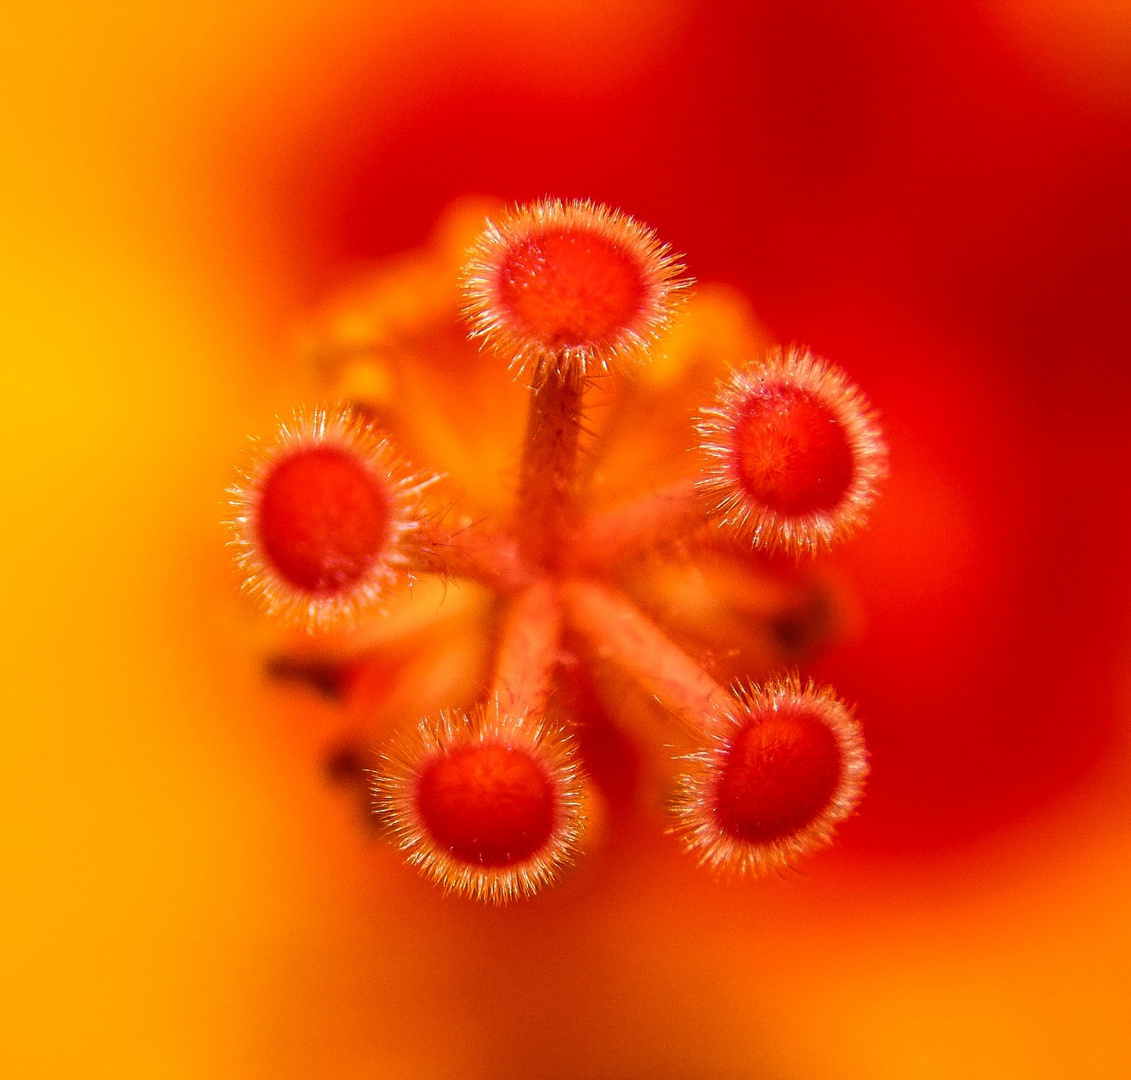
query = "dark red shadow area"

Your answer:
(234, 0), (1131, 854)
